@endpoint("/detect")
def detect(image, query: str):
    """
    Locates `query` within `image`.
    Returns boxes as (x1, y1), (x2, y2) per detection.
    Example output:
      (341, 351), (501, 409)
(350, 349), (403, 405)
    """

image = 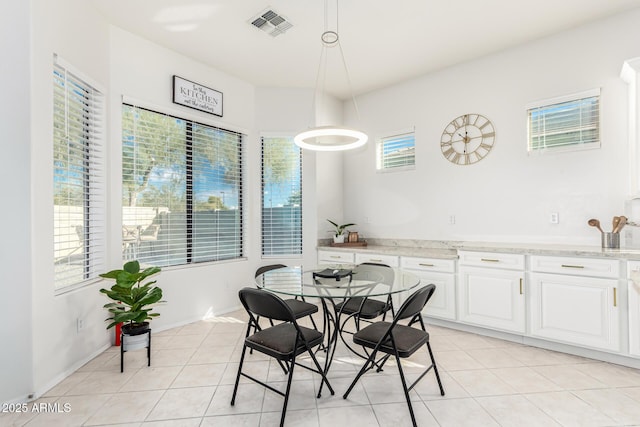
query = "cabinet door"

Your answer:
(458, 266), (525, 333)
(529, 272), (620, 352)
(629, 278), (640, 357)
(628, 261), (640, 357)
(413, 270), (456, 320)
